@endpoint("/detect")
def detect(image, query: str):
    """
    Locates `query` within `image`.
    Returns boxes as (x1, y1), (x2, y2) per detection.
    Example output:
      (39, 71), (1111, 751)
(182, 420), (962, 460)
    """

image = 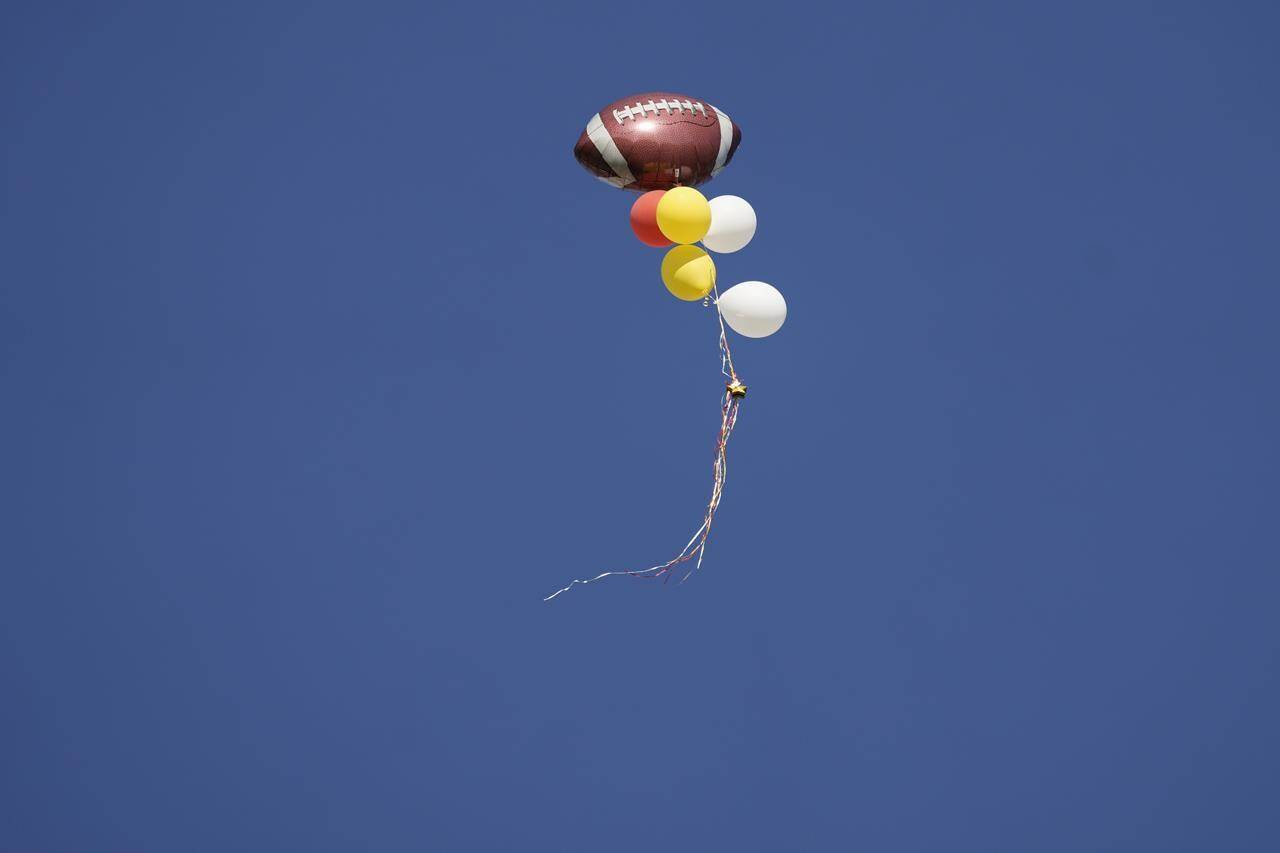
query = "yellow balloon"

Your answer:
(661, 245), (716, 301)
(655, 186), (712, 244)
